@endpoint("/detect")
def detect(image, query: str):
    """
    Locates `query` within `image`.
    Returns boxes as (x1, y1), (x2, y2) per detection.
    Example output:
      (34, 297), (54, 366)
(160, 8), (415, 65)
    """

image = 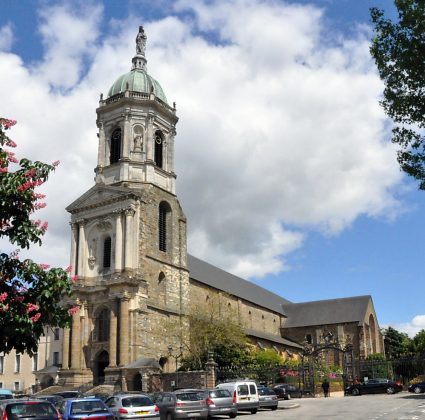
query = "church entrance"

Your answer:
(94, 351), (109, 385)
